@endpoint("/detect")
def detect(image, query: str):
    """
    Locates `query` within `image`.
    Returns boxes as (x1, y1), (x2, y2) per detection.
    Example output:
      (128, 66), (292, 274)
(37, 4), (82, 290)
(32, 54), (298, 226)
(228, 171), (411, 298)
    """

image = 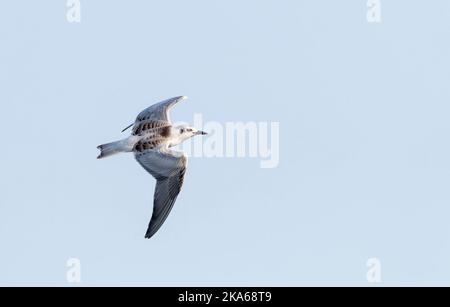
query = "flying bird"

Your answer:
(97, 96), (207, 239)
